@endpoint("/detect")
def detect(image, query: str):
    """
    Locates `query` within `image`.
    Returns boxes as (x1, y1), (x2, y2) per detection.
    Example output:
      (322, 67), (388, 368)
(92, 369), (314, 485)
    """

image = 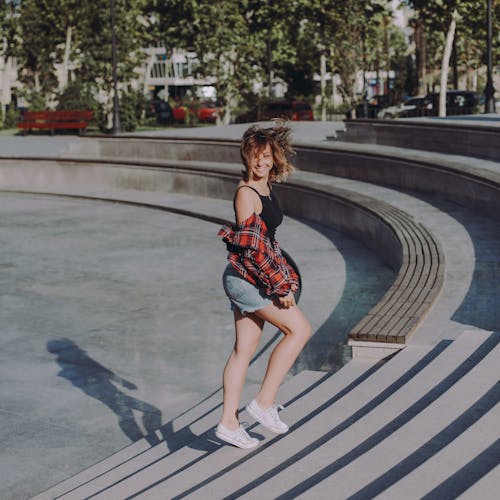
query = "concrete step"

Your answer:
(34, 370), (325, 500)
(457, 463), (500, 500)
(30, 378), (256, 500)
(69, 360), (380, 499)
(128, 330), (497, 499)
(373, 401), (500, 500)
(96, 338), (449, 498)
(293, 331), (500, 499)
(251, 330), (498, 500)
